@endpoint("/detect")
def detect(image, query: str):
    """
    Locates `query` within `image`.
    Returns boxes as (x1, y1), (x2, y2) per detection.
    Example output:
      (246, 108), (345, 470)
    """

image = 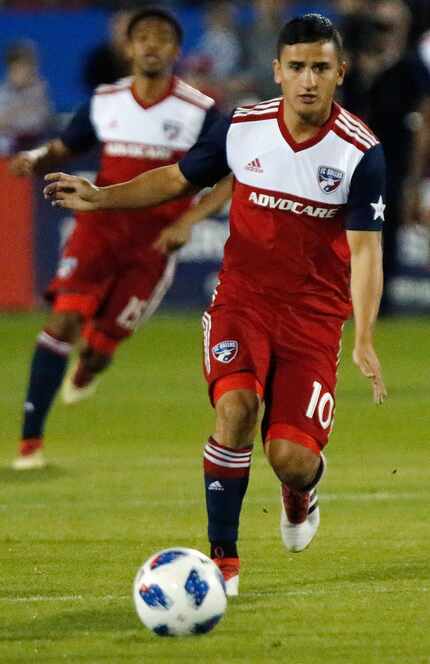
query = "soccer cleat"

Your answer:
(12, 438), (47, 470)
(213, 557), (240, 597)
(280, 485), (320, 552)
(61, 361), (99, 405)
